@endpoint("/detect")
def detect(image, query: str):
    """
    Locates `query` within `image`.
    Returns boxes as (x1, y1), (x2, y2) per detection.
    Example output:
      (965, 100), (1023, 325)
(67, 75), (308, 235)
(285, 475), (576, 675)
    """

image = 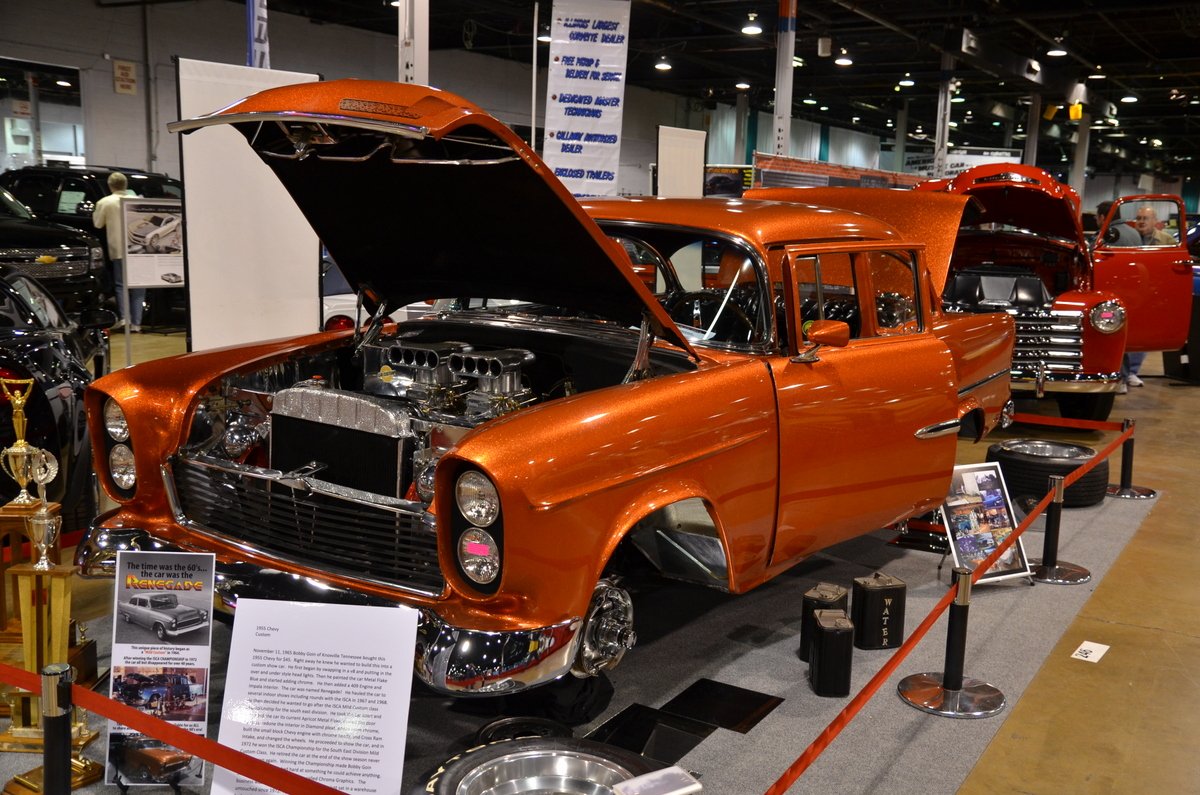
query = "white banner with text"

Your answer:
(542, 0), (631, 196)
